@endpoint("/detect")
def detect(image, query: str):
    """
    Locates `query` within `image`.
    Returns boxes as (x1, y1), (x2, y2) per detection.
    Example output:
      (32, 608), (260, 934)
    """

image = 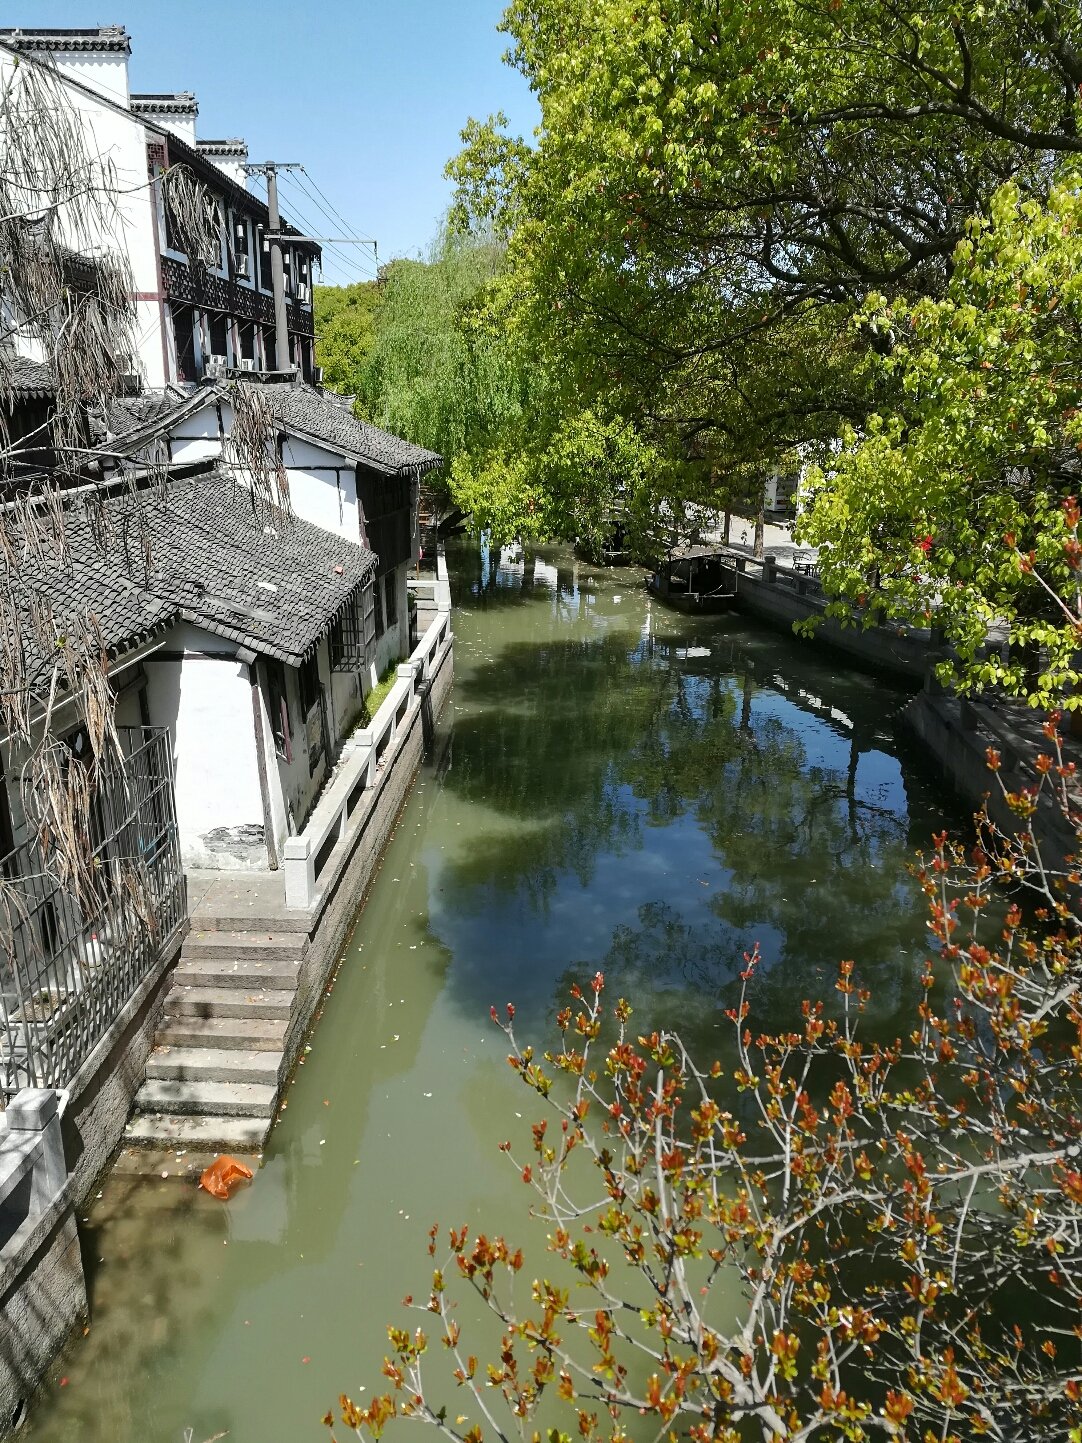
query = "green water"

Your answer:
(23, 542), (961, 1443)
